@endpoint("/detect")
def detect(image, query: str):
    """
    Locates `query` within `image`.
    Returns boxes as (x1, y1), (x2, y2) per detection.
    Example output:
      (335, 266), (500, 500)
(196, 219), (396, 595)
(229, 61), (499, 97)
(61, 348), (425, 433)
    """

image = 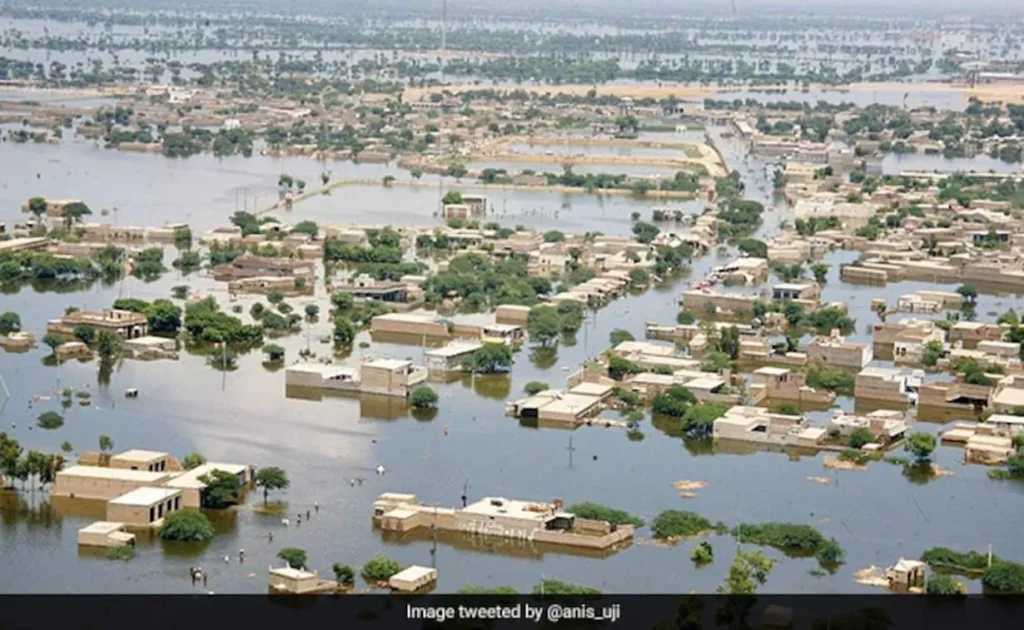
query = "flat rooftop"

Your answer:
(165, 463), (248, 489)
(425, 341), (483, 358)
(78, 521), (127, 535)
(111, 449), (169, 462)
(285, 363), (358, 377)
(365, 359), (413, 370)
(391, 565), (436, 583)
(270, 566), (317, 579)
(109, 486), (180, 506)
(58, 465), (169, 482)
(462, 497), (552, 522)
